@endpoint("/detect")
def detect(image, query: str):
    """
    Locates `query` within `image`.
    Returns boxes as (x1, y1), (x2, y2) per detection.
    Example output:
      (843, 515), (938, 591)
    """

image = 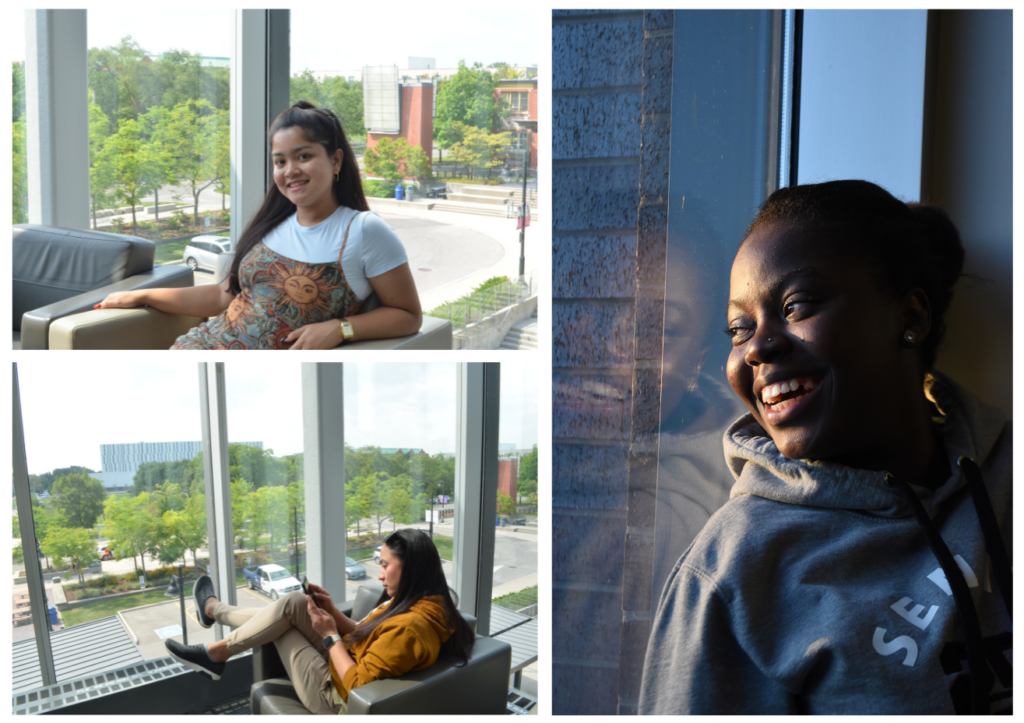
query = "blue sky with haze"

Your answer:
(17, 360), (538, 475)
(14, 8), (538, 72)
